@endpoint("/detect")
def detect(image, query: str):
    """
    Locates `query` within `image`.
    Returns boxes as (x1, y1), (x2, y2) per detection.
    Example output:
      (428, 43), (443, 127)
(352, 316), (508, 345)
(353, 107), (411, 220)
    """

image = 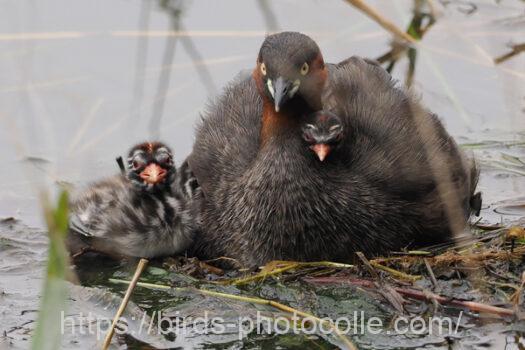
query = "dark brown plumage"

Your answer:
(67, 142), (197, 259)
(188, 32), (480, 267)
